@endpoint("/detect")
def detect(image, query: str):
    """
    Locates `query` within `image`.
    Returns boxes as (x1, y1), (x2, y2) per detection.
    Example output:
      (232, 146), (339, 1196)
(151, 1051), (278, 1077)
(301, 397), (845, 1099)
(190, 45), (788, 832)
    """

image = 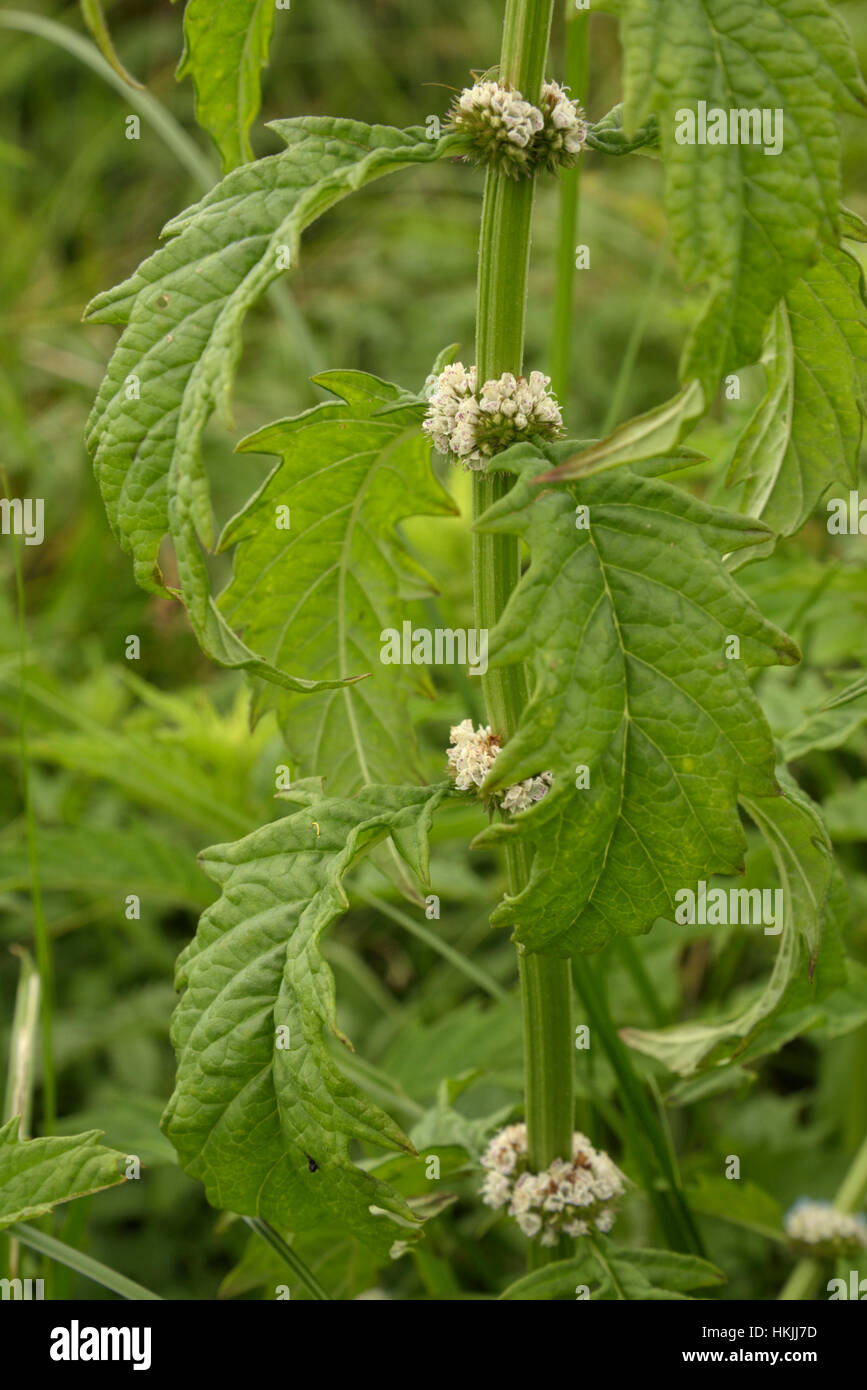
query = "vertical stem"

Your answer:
(2, 467), (55, 1132)
(550, 6), (589, 403)
(472, 0), (573, 1269)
